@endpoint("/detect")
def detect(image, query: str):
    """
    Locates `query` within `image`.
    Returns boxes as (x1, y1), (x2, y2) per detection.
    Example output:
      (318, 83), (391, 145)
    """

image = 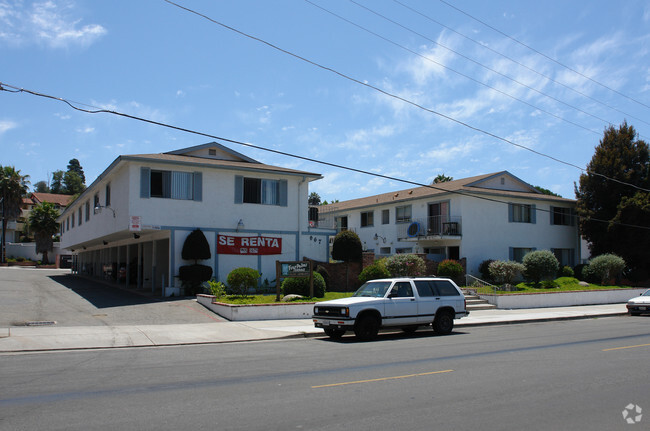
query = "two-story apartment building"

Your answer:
(320, 171), (580, 277)
(58, 143), (333, 295)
